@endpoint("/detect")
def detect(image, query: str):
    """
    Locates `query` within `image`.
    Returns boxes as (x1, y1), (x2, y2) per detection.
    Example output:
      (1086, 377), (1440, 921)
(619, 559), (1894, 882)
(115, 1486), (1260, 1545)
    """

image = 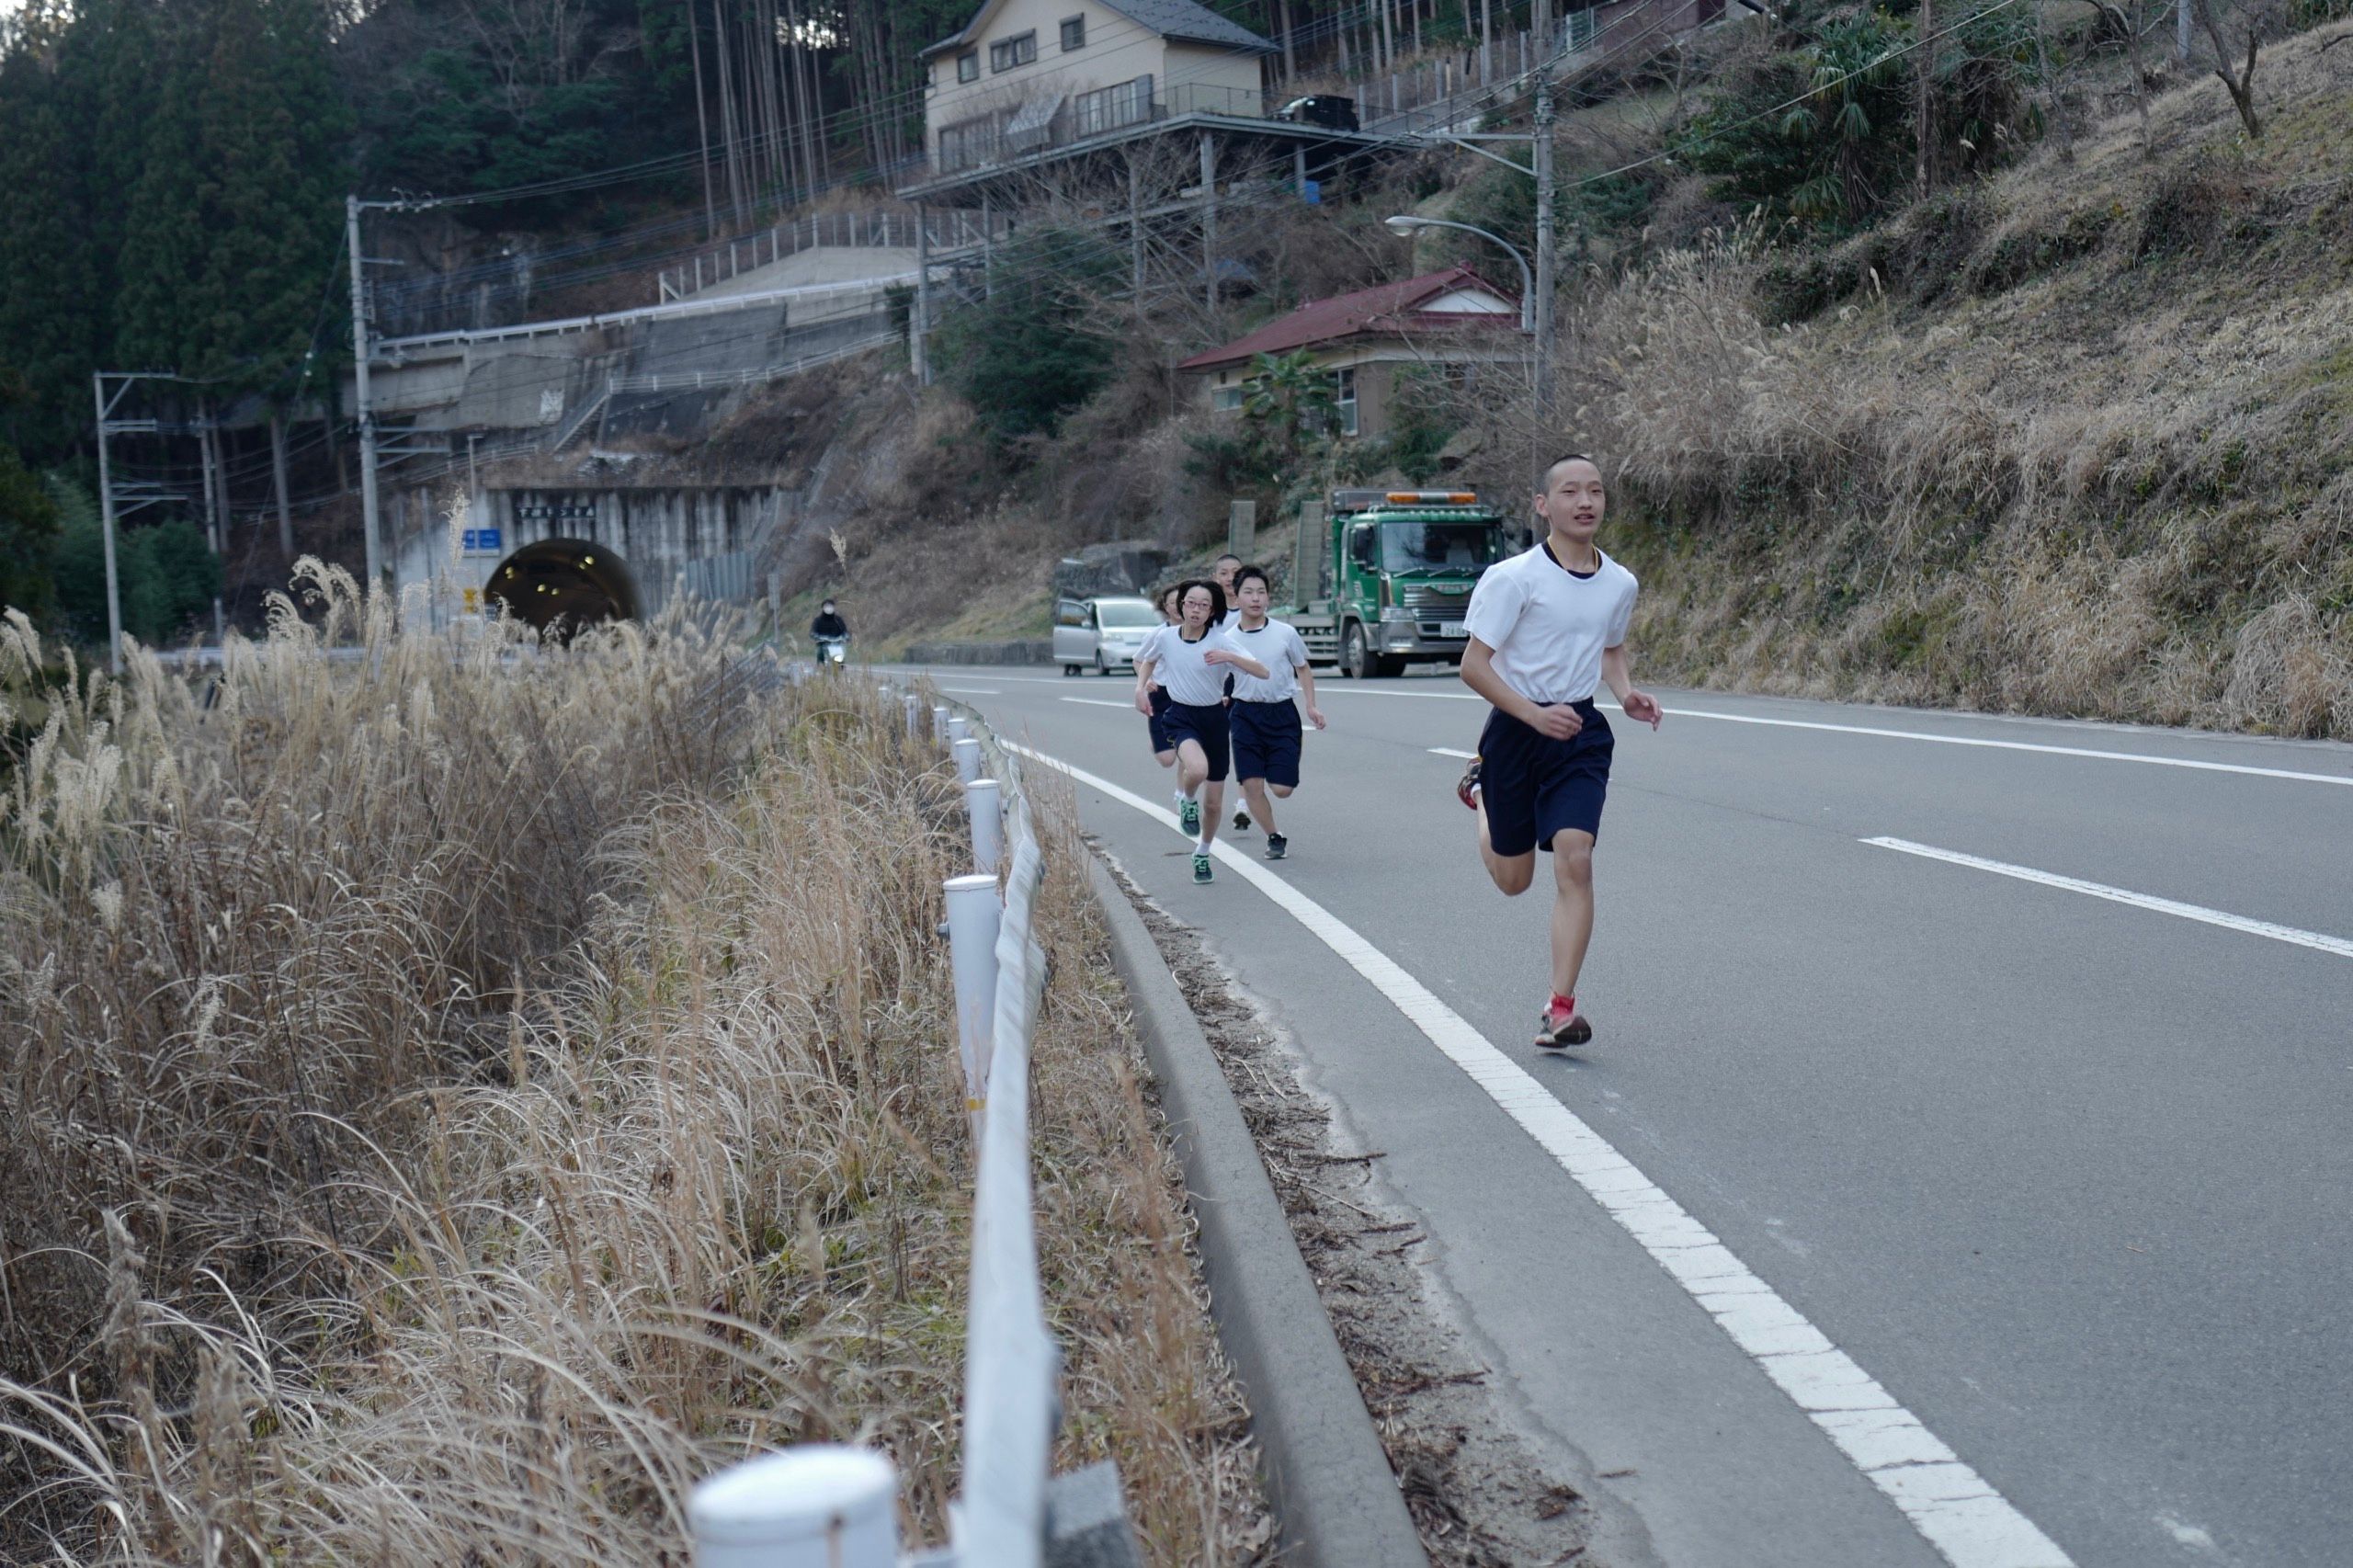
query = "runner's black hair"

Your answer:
(1154, 583), (1183, 617)
(1213, 551), (1243, 568)
(1539, 453), (1605, 492)
(1233, 564), (1270, 591)
(1174, 578), (1227, 625)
